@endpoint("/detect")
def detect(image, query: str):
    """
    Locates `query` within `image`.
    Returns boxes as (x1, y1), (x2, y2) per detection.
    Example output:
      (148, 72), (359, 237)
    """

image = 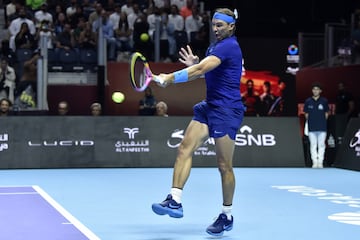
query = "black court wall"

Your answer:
(0, 117), (304, 168)
(334, 118), (360, 171)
